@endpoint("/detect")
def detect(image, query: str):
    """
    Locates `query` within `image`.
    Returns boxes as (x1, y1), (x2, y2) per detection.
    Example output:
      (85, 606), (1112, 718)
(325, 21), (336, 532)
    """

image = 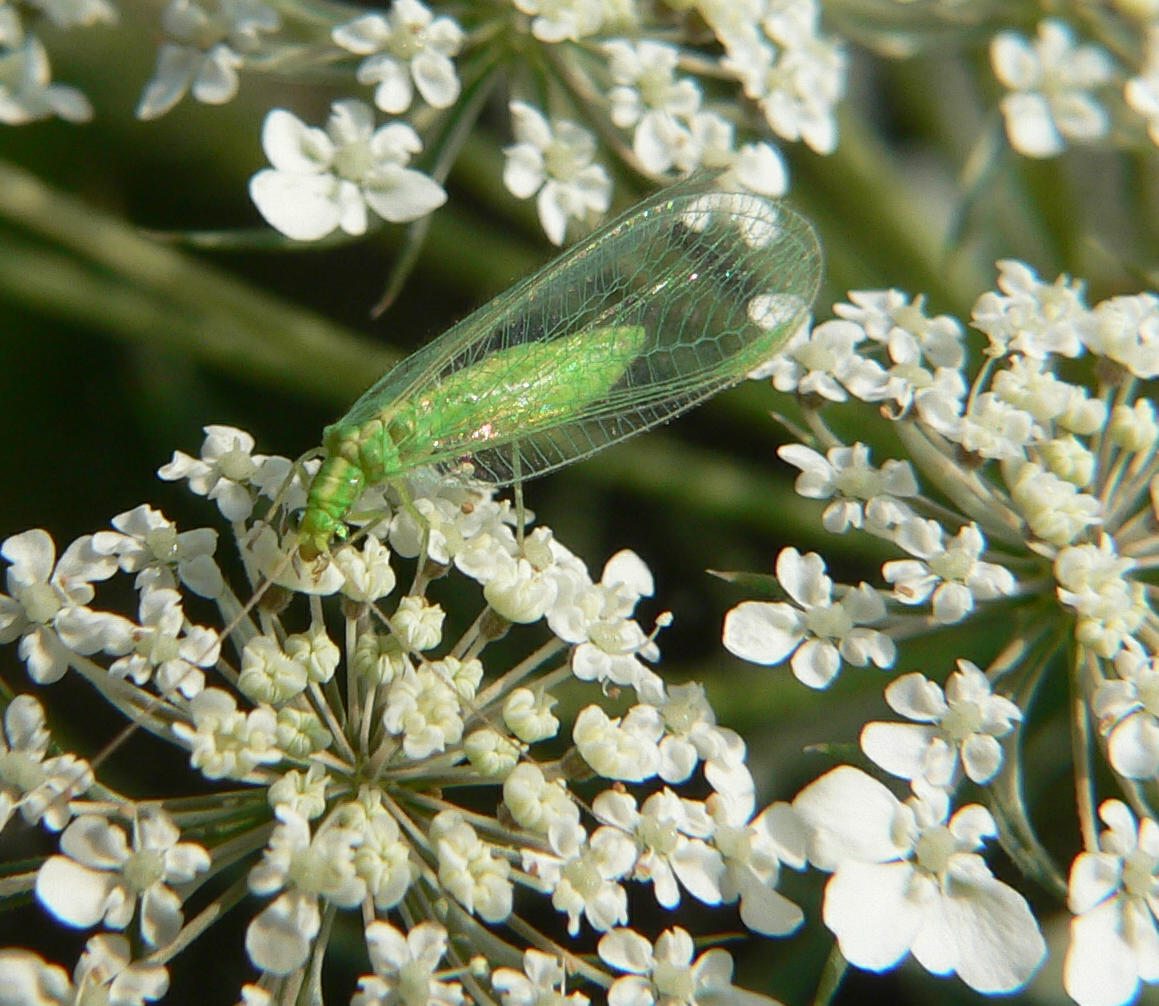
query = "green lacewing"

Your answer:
(298, 182), (823, 559)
